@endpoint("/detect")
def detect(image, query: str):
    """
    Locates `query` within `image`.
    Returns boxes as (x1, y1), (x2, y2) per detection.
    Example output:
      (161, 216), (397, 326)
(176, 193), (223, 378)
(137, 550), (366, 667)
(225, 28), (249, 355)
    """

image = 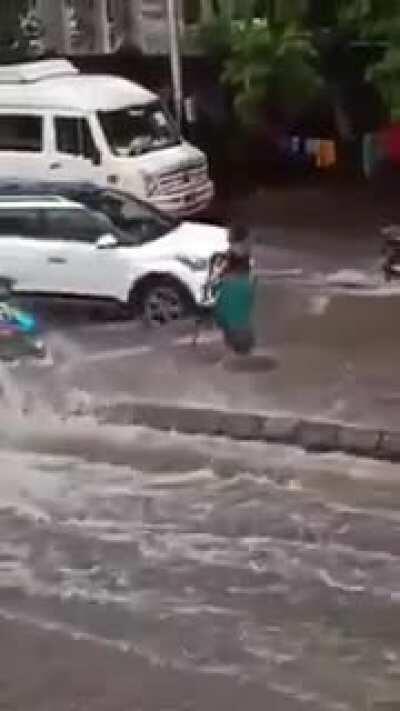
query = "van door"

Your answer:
(49, 114), (105, 183)
(0, 112), (52, 180)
